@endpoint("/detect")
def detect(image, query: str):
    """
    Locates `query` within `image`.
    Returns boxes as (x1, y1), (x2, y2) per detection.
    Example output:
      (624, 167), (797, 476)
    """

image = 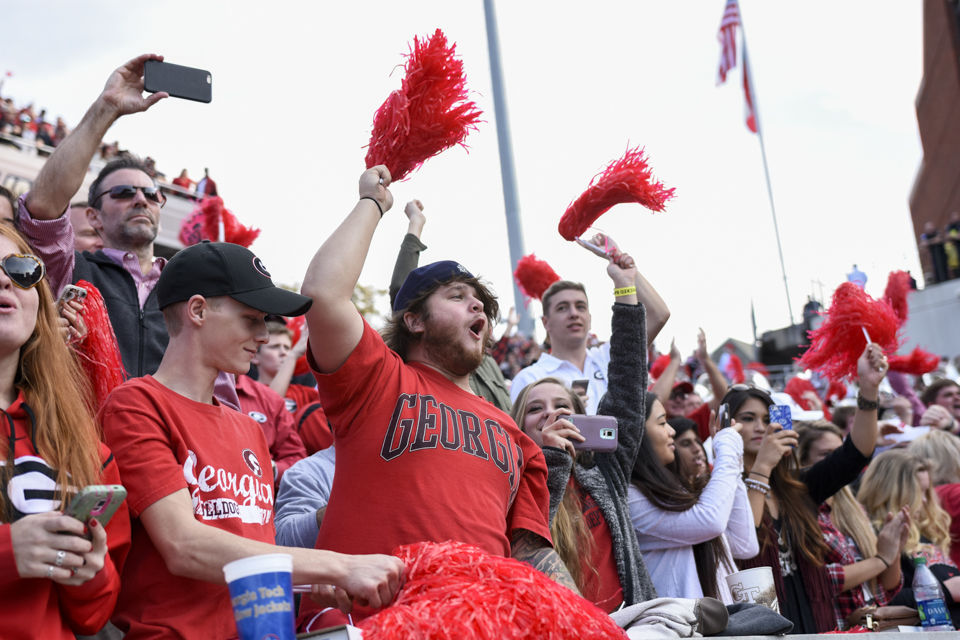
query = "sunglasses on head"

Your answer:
(93, 184), (166, 206)
(0, 253), (45, 289)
